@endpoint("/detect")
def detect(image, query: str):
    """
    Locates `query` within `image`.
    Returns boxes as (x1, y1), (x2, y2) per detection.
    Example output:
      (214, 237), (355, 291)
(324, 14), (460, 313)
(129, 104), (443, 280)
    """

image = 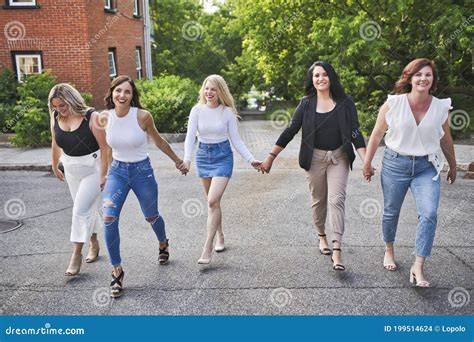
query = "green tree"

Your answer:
(225, 0), (472, 134)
